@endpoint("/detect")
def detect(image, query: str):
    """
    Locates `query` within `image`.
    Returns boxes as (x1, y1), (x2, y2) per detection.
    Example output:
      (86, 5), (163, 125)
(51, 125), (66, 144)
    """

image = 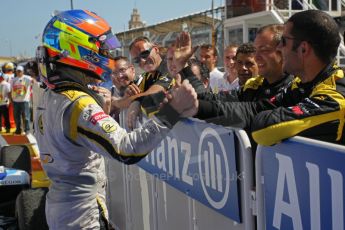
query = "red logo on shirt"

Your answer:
(90, 112), (108, 124)
(269, 96), (276, 103)
(291, 106), (304, 115)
